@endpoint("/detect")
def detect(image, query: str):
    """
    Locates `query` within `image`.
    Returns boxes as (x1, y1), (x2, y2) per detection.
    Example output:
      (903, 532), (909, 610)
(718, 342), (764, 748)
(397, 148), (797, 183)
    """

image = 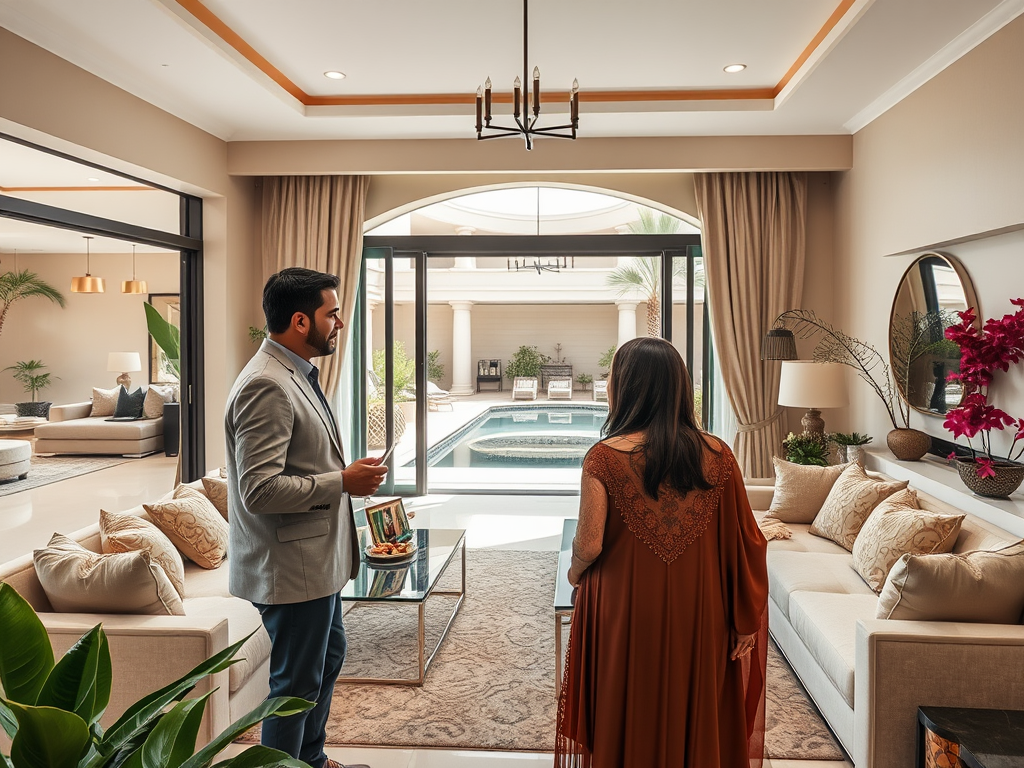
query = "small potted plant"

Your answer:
(831, 432), (873, 464)
(943, 300), (1024, 498)
(575, 372), (593, 392)
(782, 432), (831, 467)
(598, 346), (616, 379)
(3, 359), (58, 418)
